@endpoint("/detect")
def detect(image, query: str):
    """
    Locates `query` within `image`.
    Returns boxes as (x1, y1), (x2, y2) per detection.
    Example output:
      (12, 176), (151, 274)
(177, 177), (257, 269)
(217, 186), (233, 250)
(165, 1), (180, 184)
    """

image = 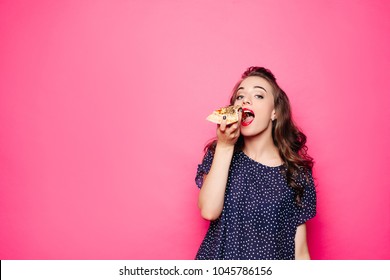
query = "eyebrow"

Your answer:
(237, 86), (268, 93)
